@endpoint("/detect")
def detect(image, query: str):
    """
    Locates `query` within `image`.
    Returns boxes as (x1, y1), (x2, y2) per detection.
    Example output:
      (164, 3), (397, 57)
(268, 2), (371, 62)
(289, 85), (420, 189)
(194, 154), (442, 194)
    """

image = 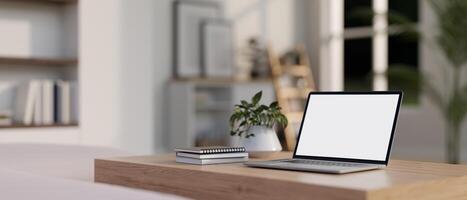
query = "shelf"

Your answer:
(0, 0), (78, 4)
(0, 123), (78, 129)
(196, 107), (231, 112)
(43, 0), (77, 3)
(0, 56), (78, 66)
(171, 77), (272, 86)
